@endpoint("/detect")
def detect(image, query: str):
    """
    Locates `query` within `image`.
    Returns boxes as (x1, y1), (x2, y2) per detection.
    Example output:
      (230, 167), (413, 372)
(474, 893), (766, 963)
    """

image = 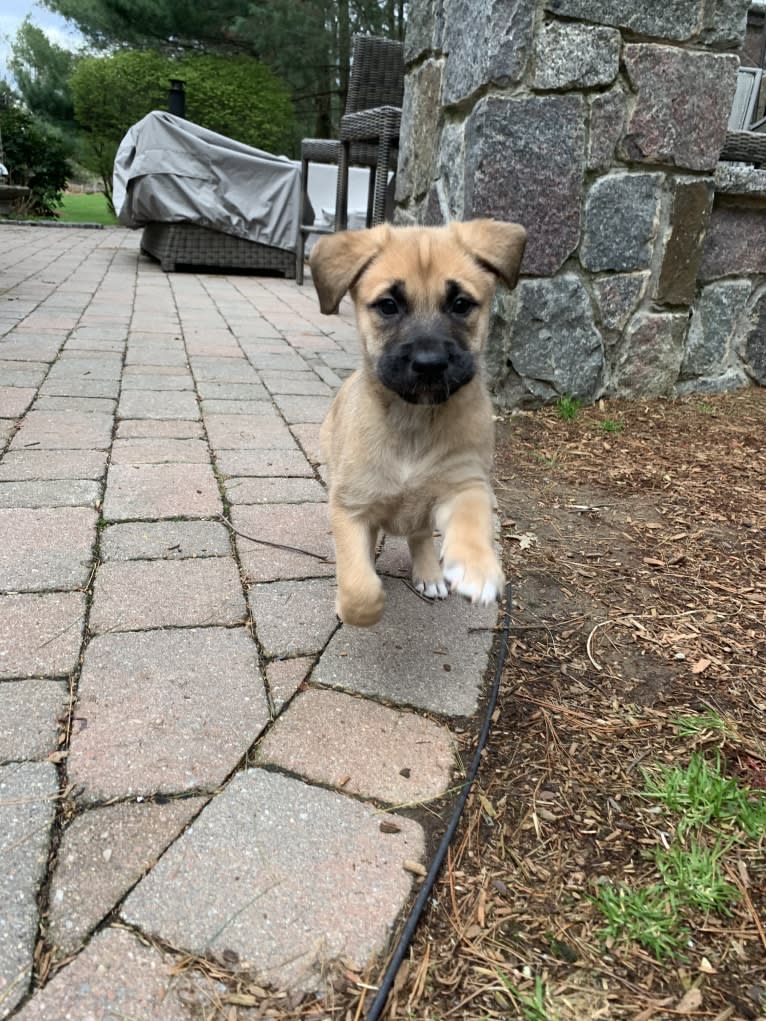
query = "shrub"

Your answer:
(0, 102), (71, 216)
